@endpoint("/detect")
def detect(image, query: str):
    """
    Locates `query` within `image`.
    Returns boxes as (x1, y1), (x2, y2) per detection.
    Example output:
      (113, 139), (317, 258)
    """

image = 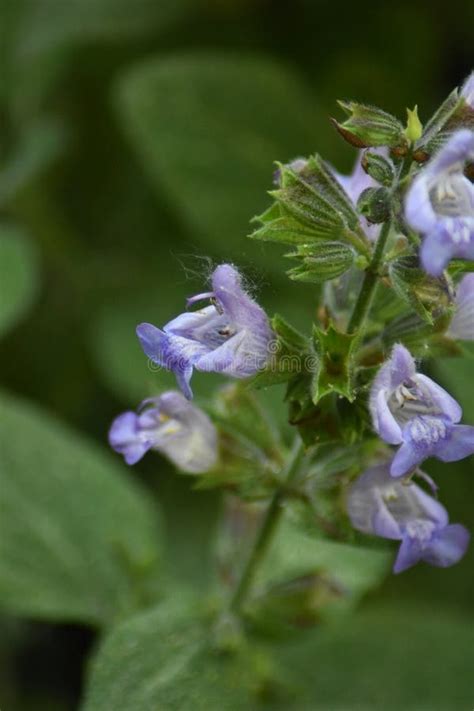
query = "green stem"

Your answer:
(347, 218), (392, 333)
(229, 439), (305, 614)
